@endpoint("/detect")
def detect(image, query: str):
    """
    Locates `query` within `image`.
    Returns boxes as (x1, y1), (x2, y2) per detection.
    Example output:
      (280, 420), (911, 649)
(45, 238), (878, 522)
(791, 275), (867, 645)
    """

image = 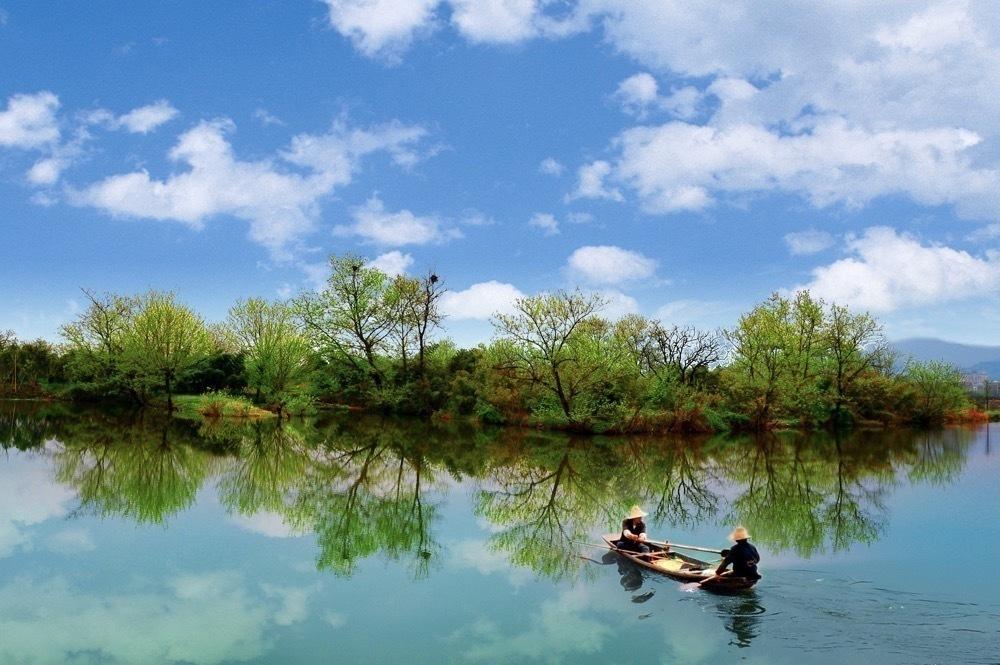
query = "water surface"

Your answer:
(1, 404), (997, 664)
